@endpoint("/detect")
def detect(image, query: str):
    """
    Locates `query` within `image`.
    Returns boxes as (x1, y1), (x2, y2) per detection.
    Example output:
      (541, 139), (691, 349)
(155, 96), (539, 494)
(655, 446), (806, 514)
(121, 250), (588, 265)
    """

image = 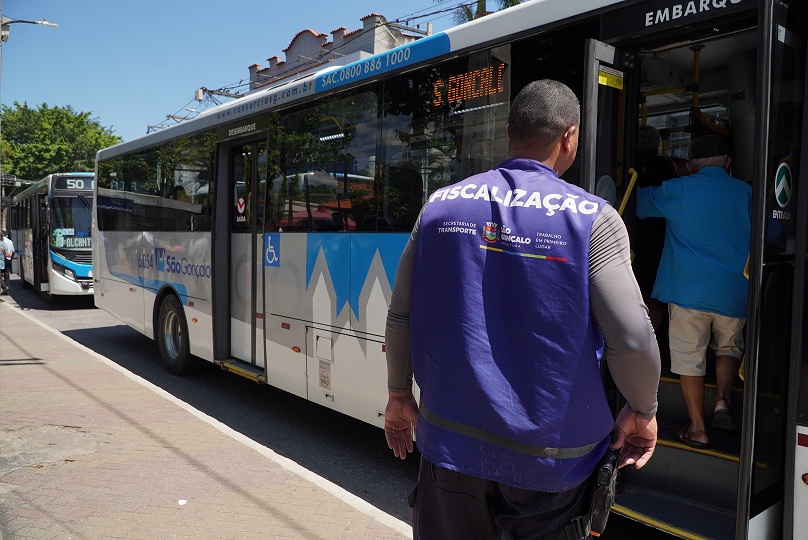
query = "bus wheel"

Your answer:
(40, 290), (55, 303)
(157, 295), (191, 375)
